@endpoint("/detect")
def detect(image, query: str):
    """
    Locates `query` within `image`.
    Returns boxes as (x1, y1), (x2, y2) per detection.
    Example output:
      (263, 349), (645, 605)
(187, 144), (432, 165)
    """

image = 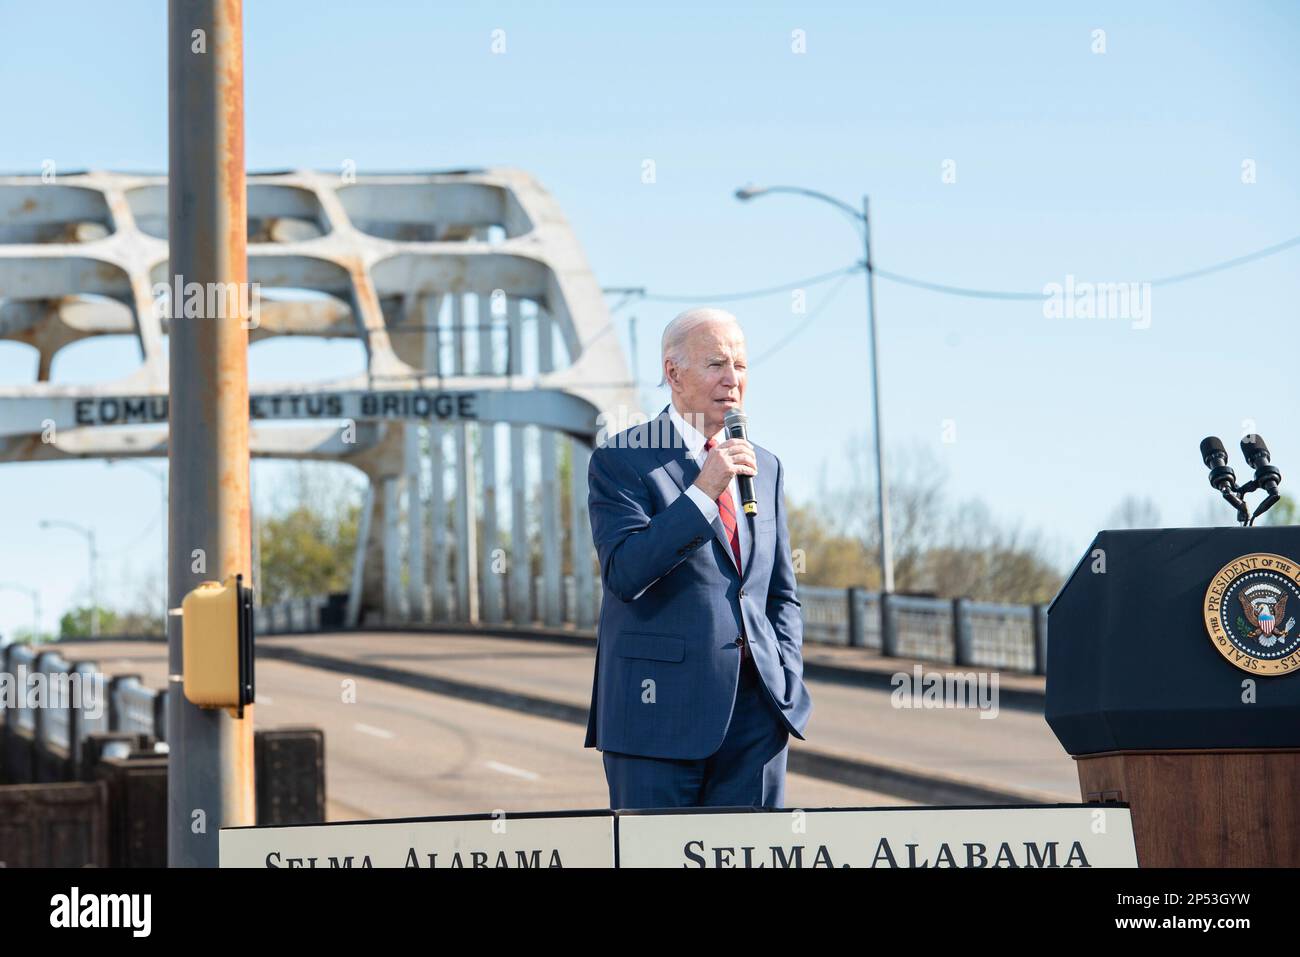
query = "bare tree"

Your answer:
(1192, 497), (1236, 528)
(819, 437), (947, 591)
(795, 433), (1063, 602)
(1106, 495), (1161, 529)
